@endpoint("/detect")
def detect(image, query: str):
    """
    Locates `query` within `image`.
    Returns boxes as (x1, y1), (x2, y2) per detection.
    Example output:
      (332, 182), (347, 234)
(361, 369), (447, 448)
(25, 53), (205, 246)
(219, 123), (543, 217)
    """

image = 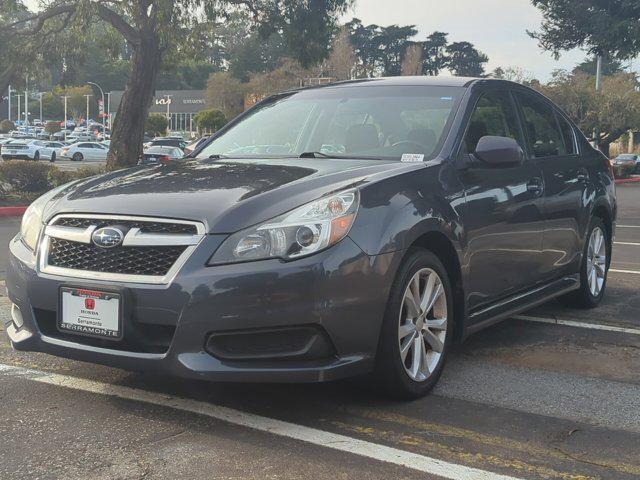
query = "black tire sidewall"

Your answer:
(34, 151), (39, 161)
(73, 153), (82, 162)
(375, 249), (454, 399)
